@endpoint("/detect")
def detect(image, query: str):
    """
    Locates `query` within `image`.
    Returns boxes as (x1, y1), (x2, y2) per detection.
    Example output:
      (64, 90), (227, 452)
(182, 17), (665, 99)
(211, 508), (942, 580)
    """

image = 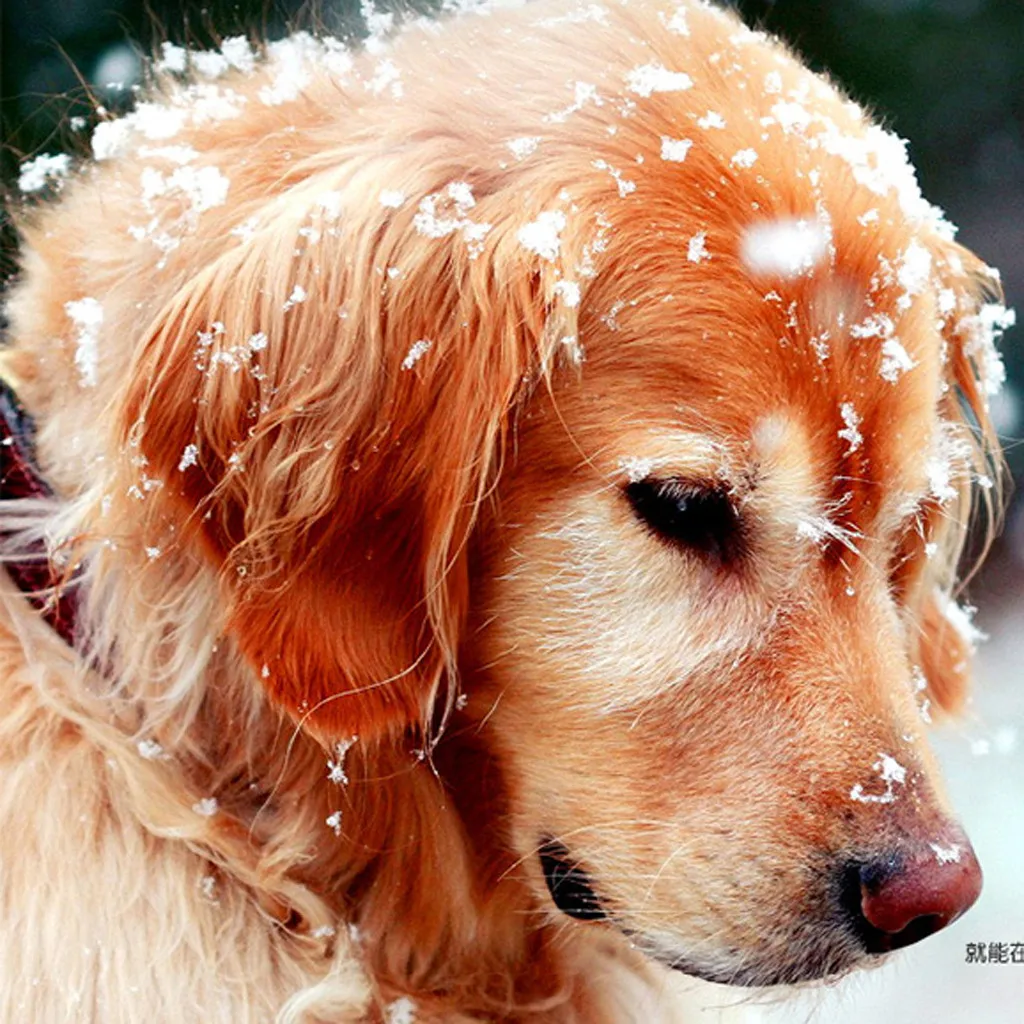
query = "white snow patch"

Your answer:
(385, 997), (417, 1024)
(959, 303), (1014, 396)
(559, 334), (584, 365)
(155, 41), (188, 74)
(544, 80), (600, 123)
(897, 240), (933, 296)
(687, 230), (710, 263)
(769, 100), (813, 133)
(326, 811), (343, 836)
(838, 402), (863, 456)
(220, 36), (257, 74)
(134, 102), (189, 140)
(817, 122), (955, 238)
(182, 37), (256, 78)
(192, 797), (219, 817)
(65, 297), (104, 388)
(361, 0), (396, 51)
(925, 451), (959, 505)
(880, 337), (916, 382)
(507, 135), (541, 160)
(730, 148), (758, 169)
(327, 736), (358, 786)
(283, 284), (308, 311)
(939, 594), (986, 649)
(618, 456), (655, 483)
(660, 136), (692, 162)
(137, 739), (165, 760)
(178, 443), (200, 471)
(850, 312), (895, 341)
(91, 119), (134, 160)
(661, 5), (690, 36)
(258, 34), (314, 104)
(140, 164), (230, 215)
(192, 51), (230, 78)
(366, 57), (402, 97)
(413, 182), (492, 256)
(401, 339), (432, 370)
(592, 159), (636, 197)
(697, 111), (726, 130)
(187, 84), (247, 123)
(741, 218), (828, 278)
(795, 512), (859, 549)
(625, 63), (693, 97)
(851, 314), (915, 383)
(911, 665), (932, 723)
(518, 210), (567, 262)
(18, 153), (71, 193)
(379, 189), (406, 208)
(937, 287), (957, 316)
(850, 753), (907, 804)
(553, 280), (581, 307)
(230, 216), (260, 243)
